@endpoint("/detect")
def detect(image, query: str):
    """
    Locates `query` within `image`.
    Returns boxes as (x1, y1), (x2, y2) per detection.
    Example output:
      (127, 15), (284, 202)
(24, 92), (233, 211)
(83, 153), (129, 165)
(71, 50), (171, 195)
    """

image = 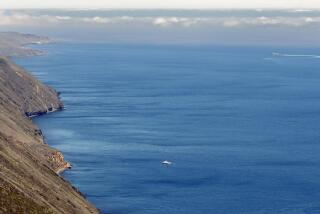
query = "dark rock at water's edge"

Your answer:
(25, 103), (65, 118)
(0, 34), (100, 214)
